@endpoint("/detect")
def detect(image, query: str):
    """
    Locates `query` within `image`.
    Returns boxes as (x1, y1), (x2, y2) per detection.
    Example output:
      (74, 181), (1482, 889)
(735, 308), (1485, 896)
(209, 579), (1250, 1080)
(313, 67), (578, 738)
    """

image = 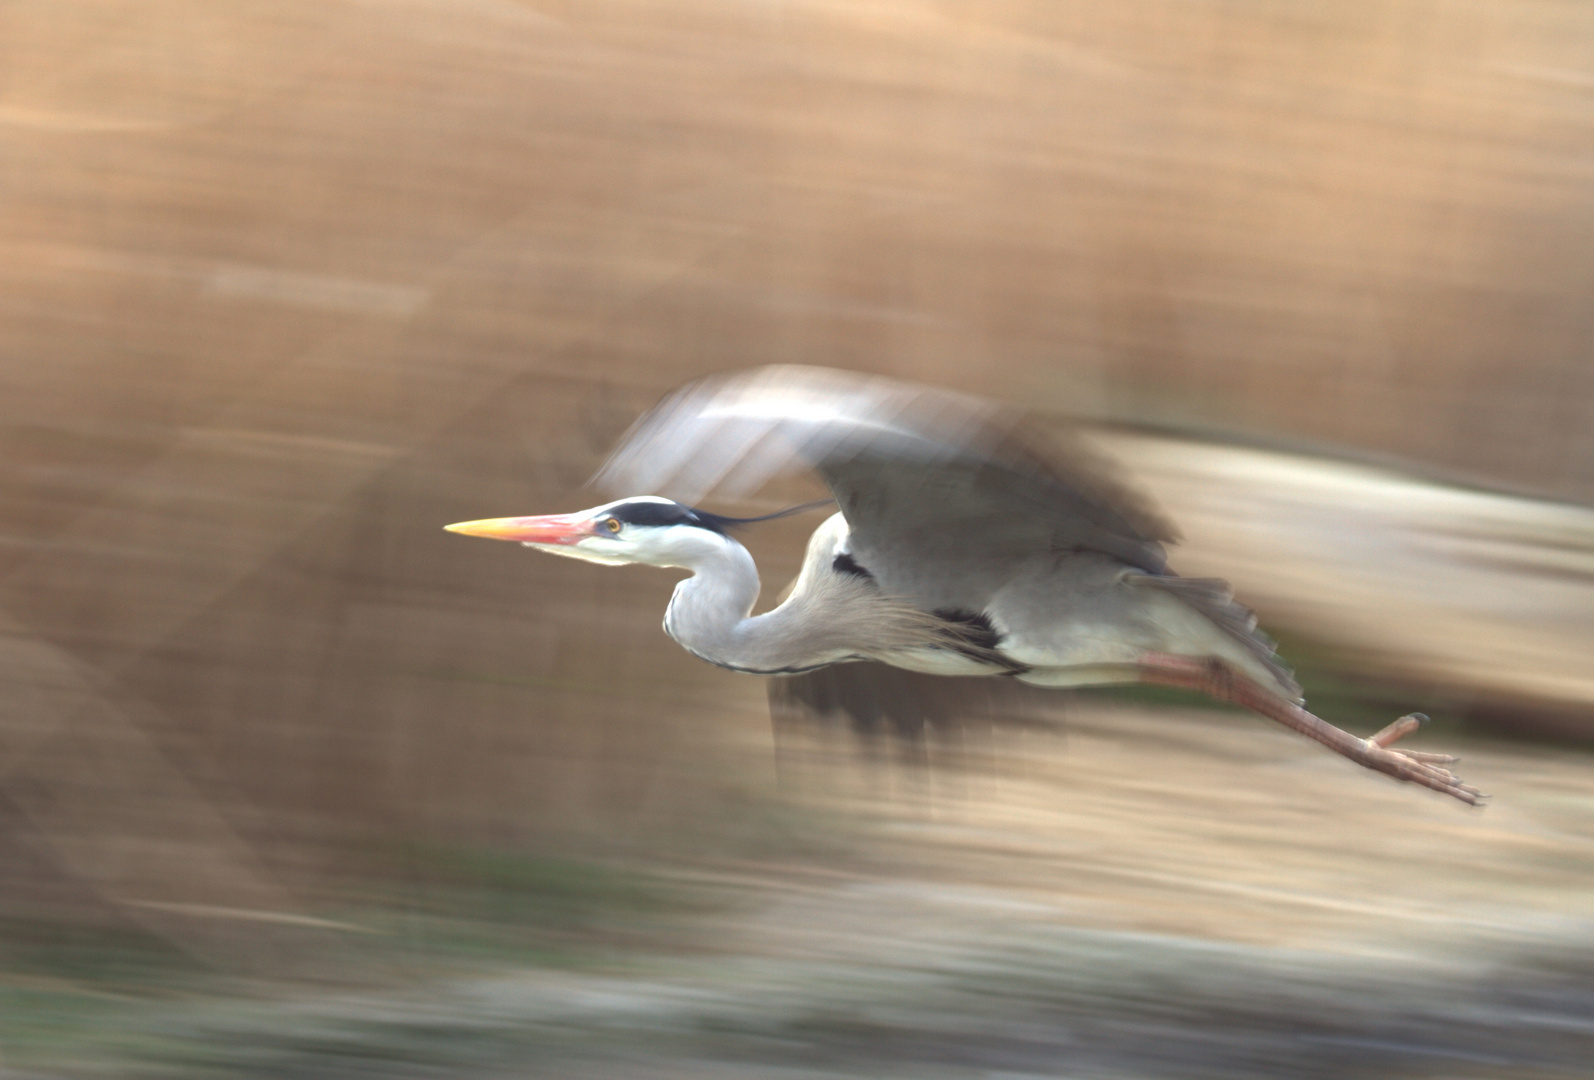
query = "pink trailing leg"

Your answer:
(1136, 653), (1485, 805)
